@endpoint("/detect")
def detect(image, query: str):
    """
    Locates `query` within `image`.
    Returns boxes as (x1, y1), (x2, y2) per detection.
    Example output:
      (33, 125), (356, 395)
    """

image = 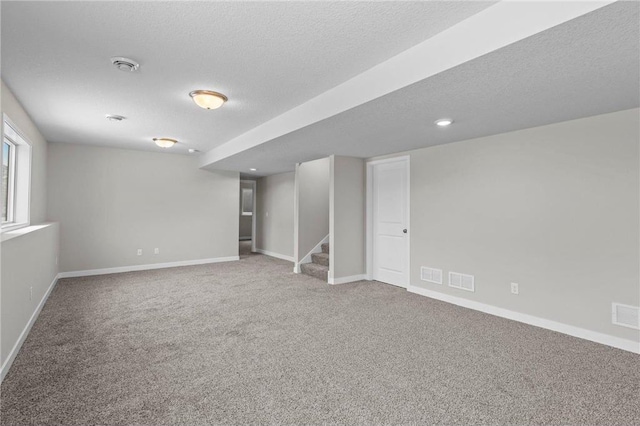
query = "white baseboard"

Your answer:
(255, 249), (294, 263)
(328, 274), (368, 285)
(58, 256), (240, 279)
(1, 274), (59, 383)
(408, 285), (640, 354)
